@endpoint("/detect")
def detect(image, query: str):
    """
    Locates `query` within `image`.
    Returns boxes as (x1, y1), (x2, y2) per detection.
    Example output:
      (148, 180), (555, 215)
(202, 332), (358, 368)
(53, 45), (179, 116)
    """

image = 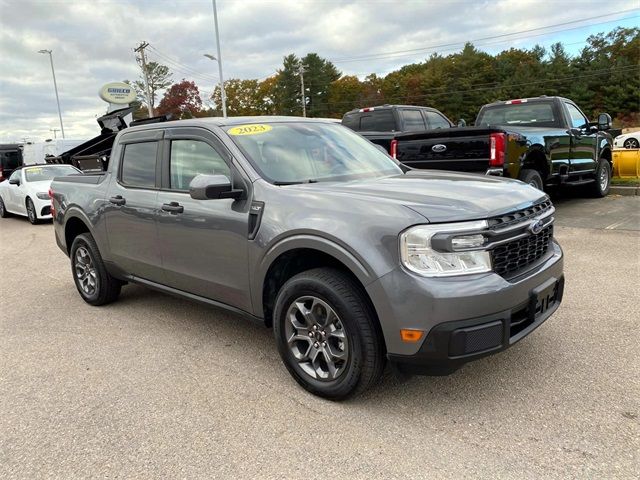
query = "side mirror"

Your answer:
(189, 174), (242, 200)
(9, 178), (20, 186)
(597, 113), (612, 131)
(457, 119), (467, 128)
